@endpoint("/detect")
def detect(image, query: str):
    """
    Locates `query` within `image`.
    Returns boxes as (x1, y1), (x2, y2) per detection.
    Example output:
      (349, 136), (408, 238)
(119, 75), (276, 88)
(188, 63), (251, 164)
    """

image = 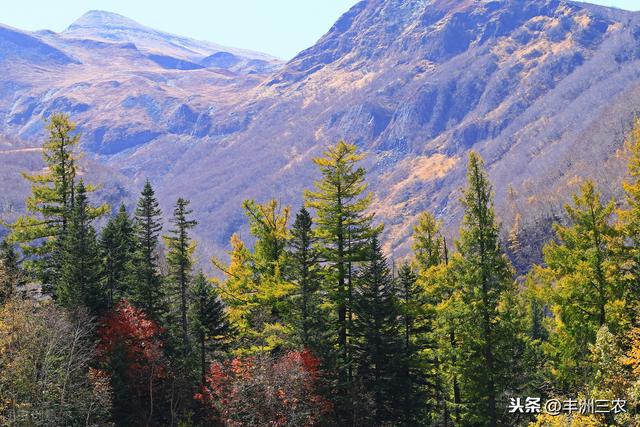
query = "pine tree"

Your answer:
(242, 199), (290, 277)
(286, 207), (325, 352)
(165, 198), (197, 353)
(189, 272), (231, 380)
(619, 117), (640, 326)
(242, 198), (293, 344)
(57, 181), (105, 313)
(396, 262), (430, 425)
(101, 204), (135, 308)
(0, 239), (19, 274)
(351, 235), (402, 424)
(539, 180), (622, 390)
(9, 113), (106, 286)
(453, 152), (516, 425)
(214, 200), (294, 354)
(412, 211), (444, 272)
(410, 211), (456, 425)
(0, 239), (21, 303)
(215, 234), (257, 353)
(304, 140), (382, 389)
(131, 180), (164, 319)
